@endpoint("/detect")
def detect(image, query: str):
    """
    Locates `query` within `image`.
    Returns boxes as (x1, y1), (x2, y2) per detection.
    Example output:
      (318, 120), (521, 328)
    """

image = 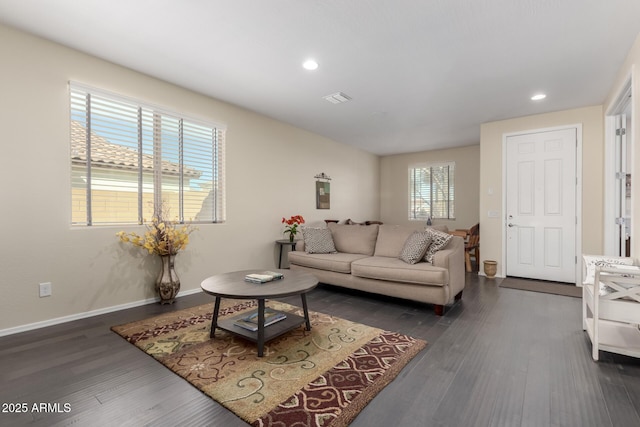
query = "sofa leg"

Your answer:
(455, 290), (463, 301)
(434, 305), (444, 316)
